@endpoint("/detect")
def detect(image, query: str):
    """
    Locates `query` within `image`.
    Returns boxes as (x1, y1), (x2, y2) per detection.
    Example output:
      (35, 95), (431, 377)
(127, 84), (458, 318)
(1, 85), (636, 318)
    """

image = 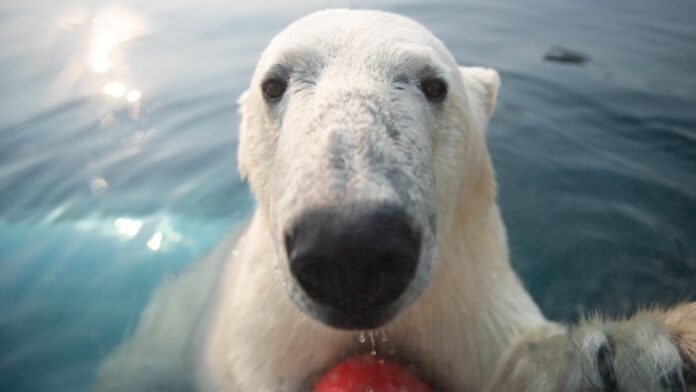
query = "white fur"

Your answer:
(202, 9), (546, 390)
(95, 9), (694, 392)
